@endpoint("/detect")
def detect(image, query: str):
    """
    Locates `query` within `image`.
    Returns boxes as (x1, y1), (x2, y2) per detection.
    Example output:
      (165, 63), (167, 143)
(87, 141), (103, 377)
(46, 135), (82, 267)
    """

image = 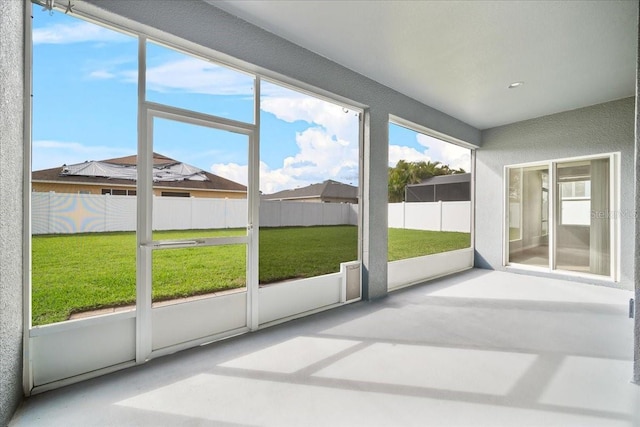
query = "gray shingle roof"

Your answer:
(262, 179), (357, 201)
